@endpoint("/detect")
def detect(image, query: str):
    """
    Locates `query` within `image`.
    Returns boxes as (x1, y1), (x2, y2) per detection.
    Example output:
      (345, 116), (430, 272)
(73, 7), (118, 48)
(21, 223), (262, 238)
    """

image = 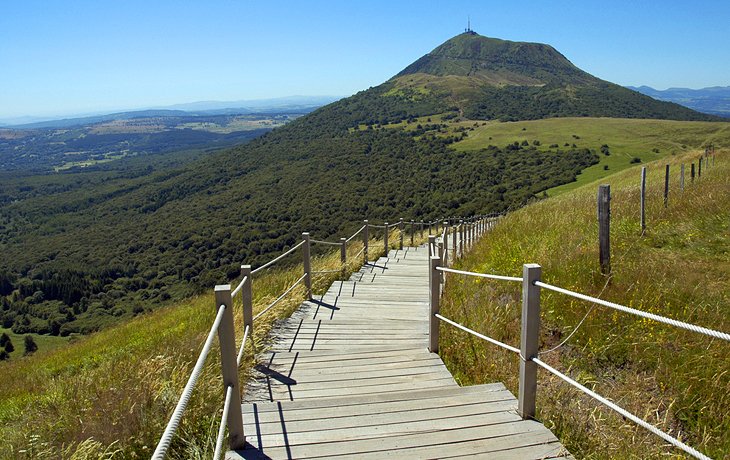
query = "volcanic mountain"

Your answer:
(342, 31), (713, 122)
